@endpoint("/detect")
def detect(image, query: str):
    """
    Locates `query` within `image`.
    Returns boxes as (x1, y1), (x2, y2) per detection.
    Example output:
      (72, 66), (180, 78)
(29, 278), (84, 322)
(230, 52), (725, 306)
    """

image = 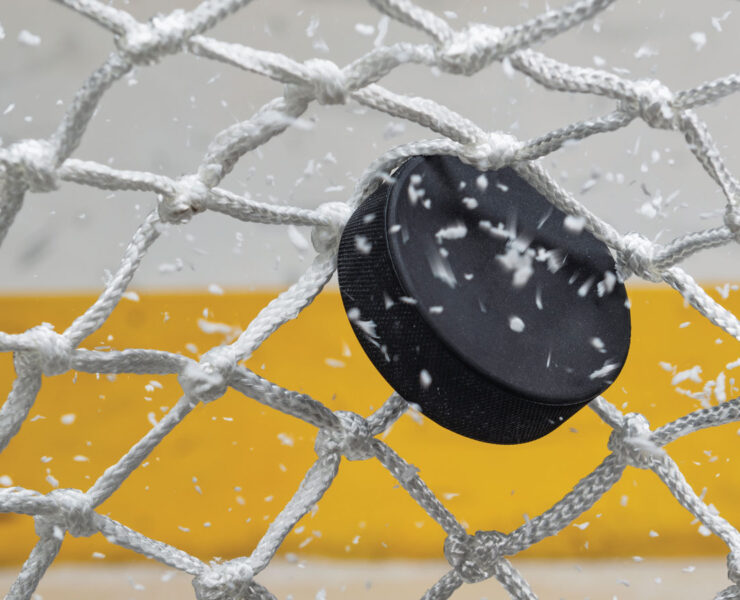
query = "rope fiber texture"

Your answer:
(1, 0), (740, 598)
